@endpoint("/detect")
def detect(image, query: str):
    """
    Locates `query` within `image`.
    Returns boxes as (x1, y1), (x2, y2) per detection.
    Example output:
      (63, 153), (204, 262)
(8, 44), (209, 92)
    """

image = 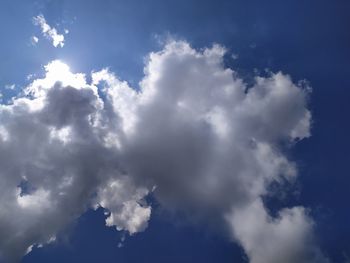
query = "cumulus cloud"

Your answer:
(226, 199), (328, 263)
(33, 14), (65, 48)
(96, 177), (151, 235)
(0, 41), (328, 263)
